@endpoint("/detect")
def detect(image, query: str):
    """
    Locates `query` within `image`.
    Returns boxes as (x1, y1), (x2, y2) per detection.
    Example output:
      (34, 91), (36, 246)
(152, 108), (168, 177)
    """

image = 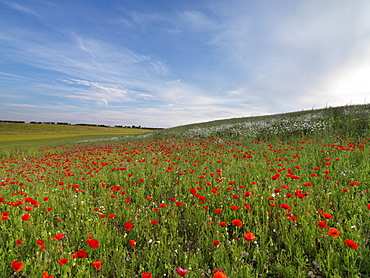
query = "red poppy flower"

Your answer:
(151, 221), (158, 225)
(244, 191), (253, 197)
(317, 221), (329, 229)
(39, 244), (47, 250)
(214, 270), (228, 278)
(125, 221), (134, 231)
(92, 261), (102, 270)
(190, 188), (197, 194)
(214, 208), (222, 214)
(231, 219), (243, 226)
(130, 240), (137, 246)
(280, 203), (291, 211)
(213, 240), (220, 246)
(58, 258), (68, 266)
(50, 233), (66, 241)
(16, 239), (24, 246)
(230, 206), (239, 210)
(22, 214), (30, 221)
(244, 203), (252, 210)
(289, 216), (298, 221)
(142, 273), (153, 278)
(327, 227), (339, 237)
(176, 267), (187, 276)
(219, 221), (227, 227)
(344, 239), (358, 249)
(88, 239), (99, 249)
(42, 271), (54, 278)
(76, 249), (87, 258)
(322, 213), (333, 219)
(11, 261), (24, 272)
(244, 232), (256, 242)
